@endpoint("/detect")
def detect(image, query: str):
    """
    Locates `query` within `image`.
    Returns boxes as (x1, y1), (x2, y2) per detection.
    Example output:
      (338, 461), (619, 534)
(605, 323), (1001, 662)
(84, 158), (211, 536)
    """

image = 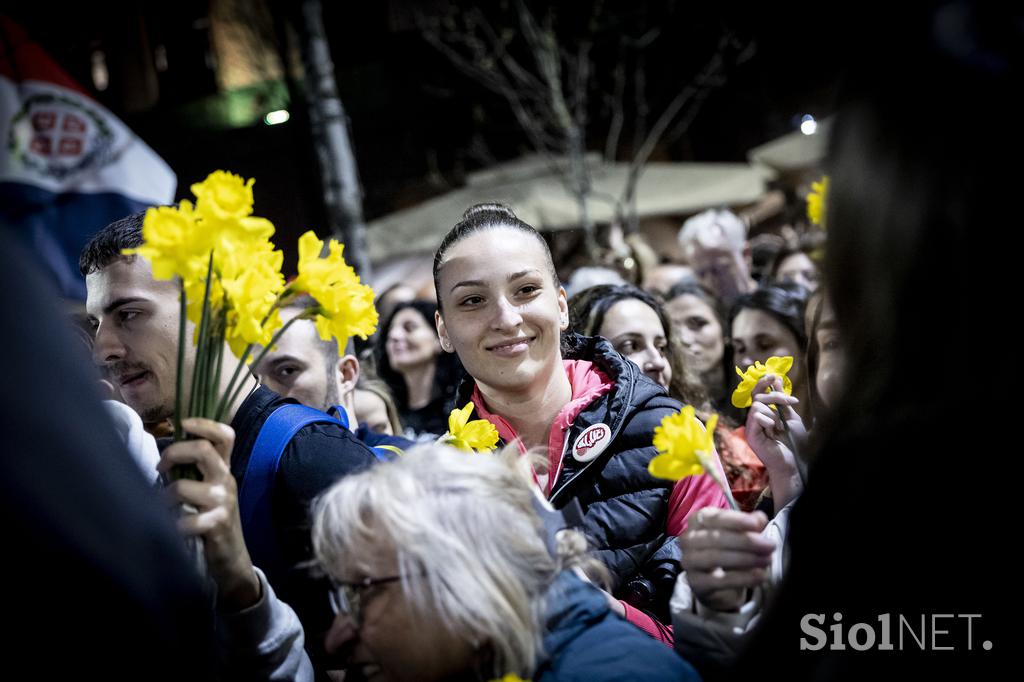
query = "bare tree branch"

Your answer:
(615, 33), (744, 233)
(603, 54), (626, 161)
